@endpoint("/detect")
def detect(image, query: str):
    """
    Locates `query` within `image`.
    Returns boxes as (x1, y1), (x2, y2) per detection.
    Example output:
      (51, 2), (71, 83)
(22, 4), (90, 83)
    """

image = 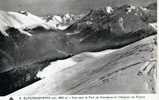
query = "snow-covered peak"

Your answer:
(8, 11), (50, 30)
(0, 10), (52, 37)
(46, 15), (65, 30)
(45, 13), (78, 30)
